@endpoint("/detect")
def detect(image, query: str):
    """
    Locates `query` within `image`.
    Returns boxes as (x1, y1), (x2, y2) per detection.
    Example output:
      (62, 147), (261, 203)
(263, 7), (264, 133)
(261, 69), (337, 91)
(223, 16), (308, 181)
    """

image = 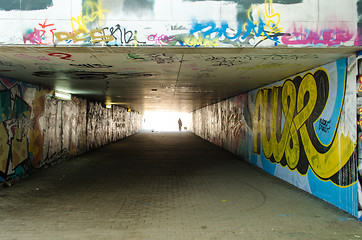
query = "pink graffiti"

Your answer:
(147, 34), (175, 45)
(23, 19), (56, 45)
(354, 29), (362, 46)
(282, 27), (353, 46)
(23, 29), (43, 44)
(15, 54), (50, 61)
